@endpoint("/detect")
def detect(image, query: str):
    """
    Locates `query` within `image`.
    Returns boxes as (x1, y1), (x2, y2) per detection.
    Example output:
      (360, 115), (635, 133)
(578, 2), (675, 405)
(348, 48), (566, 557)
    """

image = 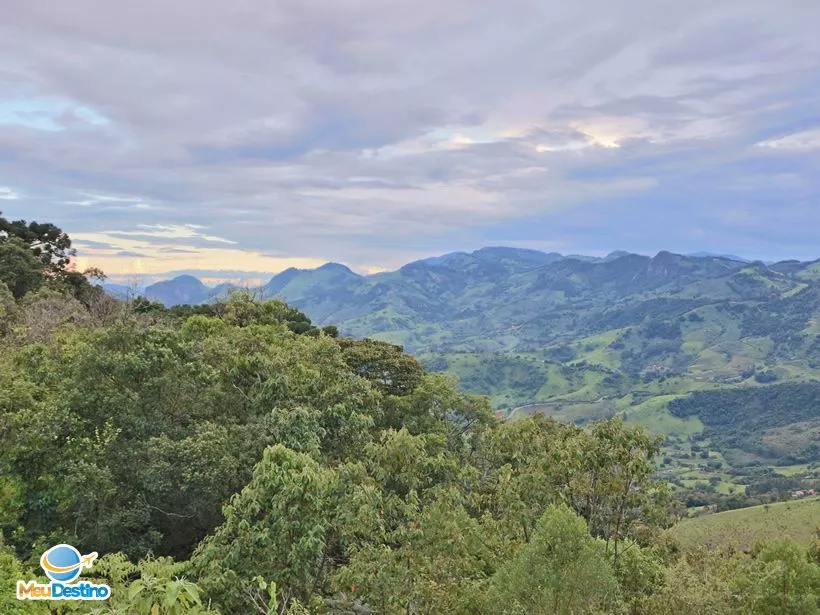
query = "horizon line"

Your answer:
(97, 247), (817, 288)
